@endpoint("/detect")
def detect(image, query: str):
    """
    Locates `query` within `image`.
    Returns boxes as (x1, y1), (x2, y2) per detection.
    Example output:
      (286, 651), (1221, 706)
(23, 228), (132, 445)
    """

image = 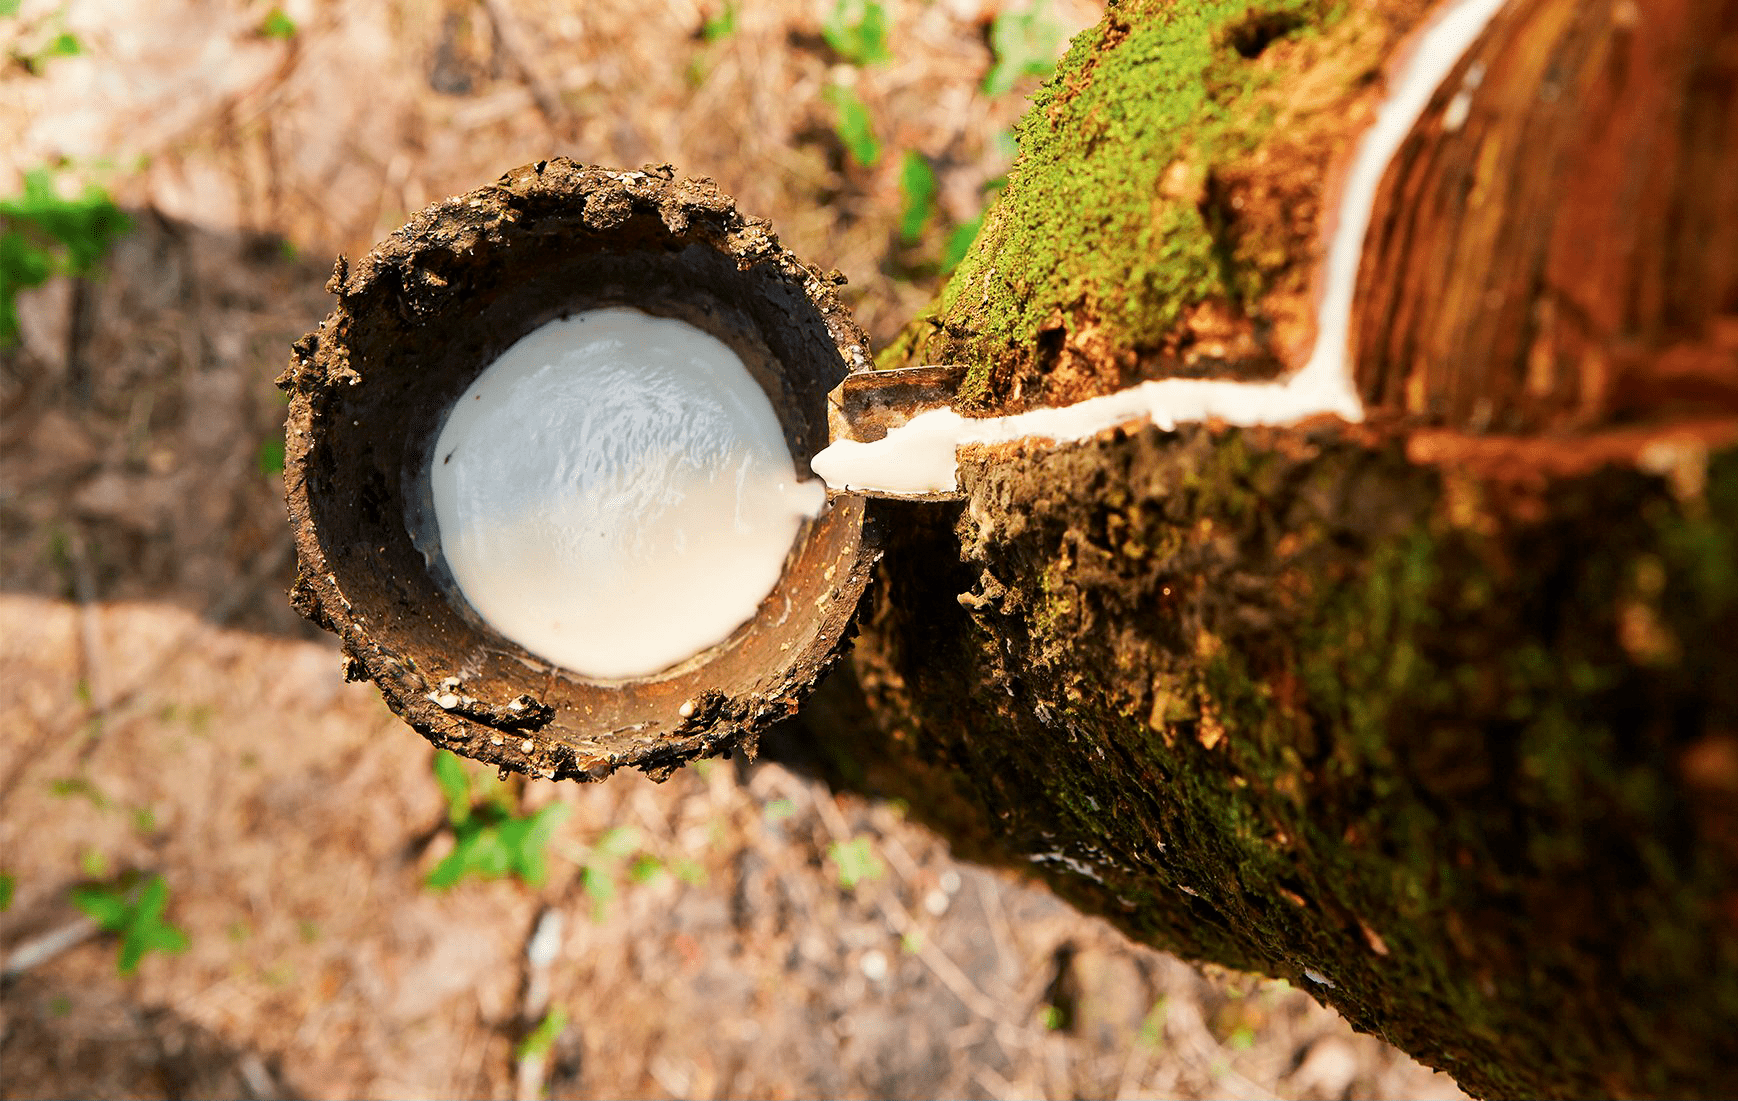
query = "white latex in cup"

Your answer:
(429, 307), (827, 679)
